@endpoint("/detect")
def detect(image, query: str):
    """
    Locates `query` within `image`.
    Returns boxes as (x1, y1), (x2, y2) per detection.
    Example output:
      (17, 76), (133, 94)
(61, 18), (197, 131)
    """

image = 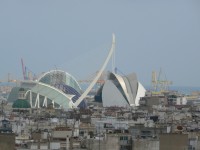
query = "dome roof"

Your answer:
(37, 70), (81, 93)
(12, 99), (31, 109)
